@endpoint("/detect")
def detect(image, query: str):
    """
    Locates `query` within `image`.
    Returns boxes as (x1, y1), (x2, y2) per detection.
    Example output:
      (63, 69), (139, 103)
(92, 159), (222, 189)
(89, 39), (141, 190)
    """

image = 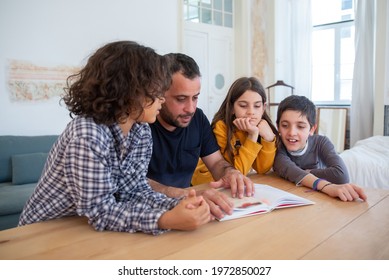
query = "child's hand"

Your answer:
(233, 118), (259, 137)
(198, 188), (234, 219)
(320, 183), (367, 202)
(257, 119), (276, 142)
(185, 189), (205, 209)
(158, 190), (212, 231)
